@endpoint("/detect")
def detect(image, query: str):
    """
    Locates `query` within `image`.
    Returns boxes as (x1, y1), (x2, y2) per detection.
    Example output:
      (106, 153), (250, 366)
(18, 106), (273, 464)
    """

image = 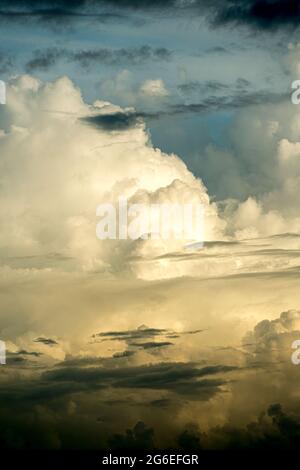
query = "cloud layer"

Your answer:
(1, 0), (299, 31)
